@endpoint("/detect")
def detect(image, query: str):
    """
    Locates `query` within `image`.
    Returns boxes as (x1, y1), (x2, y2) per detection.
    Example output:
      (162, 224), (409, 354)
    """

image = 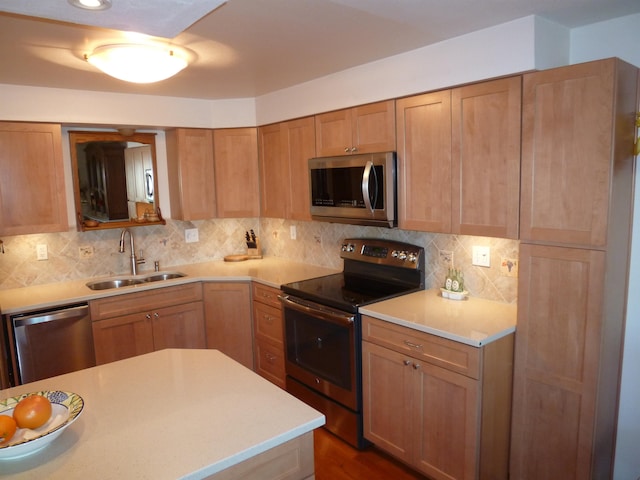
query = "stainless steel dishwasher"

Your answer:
(8, 303), (96, 385)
